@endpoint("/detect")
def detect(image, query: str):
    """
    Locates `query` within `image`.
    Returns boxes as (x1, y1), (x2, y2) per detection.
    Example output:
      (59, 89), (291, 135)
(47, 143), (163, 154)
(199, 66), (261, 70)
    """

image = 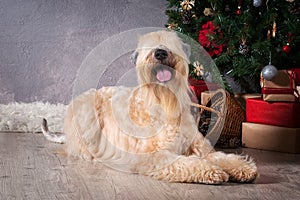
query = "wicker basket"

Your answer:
(197, 89), (245, 148)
